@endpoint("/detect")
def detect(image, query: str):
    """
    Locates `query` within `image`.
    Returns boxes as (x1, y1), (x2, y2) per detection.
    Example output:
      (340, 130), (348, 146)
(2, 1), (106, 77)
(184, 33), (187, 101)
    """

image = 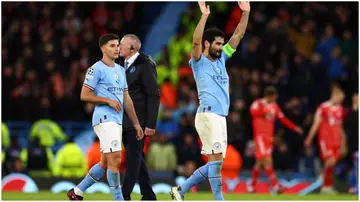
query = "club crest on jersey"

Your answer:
(129, 66), (136, 73)
(114, 74), (120, 84)
(215, 67), (221, 74)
